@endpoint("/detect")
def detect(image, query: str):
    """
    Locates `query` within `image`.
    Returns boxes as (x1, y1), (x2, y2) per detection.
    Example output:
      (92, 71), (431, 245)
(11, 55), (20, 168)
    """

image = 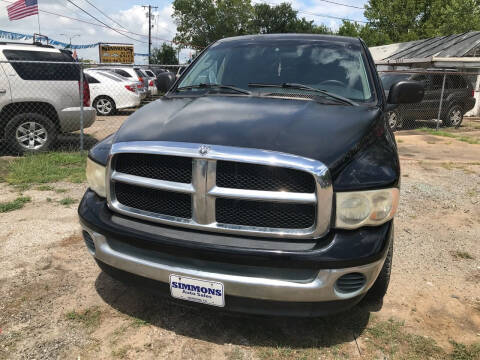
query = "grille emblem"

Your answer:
(198, 145), (210, 156)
